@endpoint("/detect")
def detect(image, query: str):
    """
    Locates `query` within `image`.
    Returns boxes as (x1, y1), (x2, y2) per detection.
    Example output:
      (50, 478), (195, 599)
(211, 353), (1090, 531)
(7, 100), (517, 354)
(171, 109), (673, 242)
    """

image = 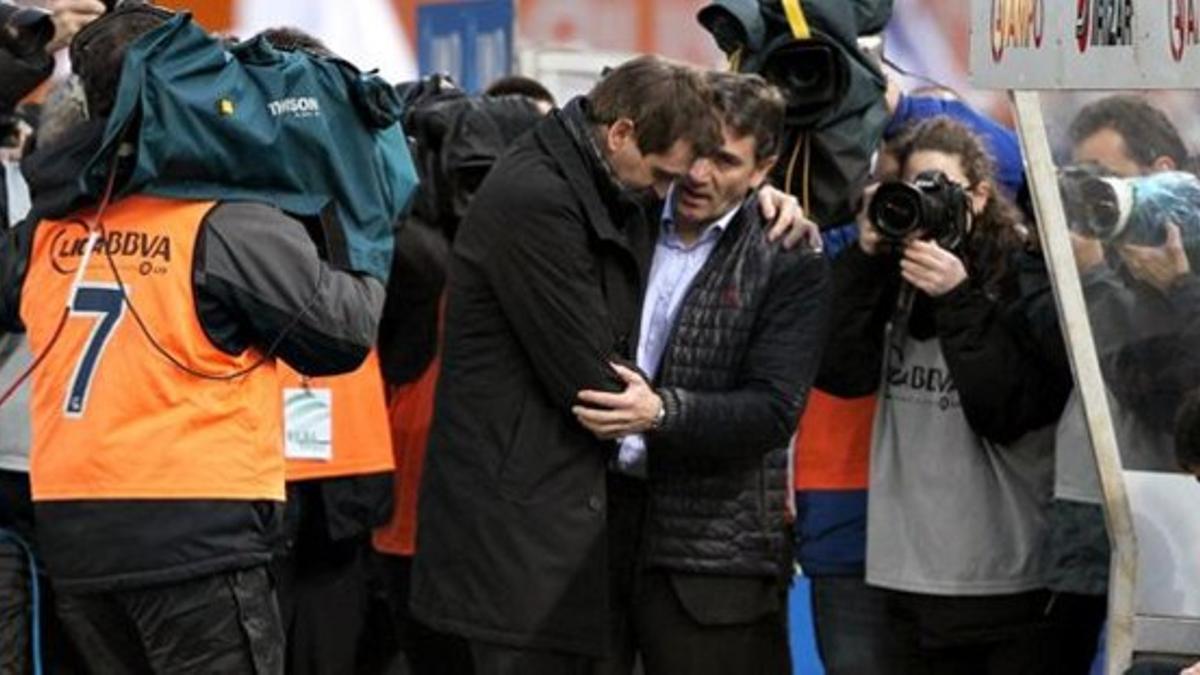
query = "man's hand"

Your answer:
(1119, 222), (1191, 292)
(1070, 232), (1106, 273)
(900, 240), (968, 297)
(759, 185), (821, 251)
(1181, 662), (1200, 675)
(573, 363), (663, 440)
(46, 0), (106, 54)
